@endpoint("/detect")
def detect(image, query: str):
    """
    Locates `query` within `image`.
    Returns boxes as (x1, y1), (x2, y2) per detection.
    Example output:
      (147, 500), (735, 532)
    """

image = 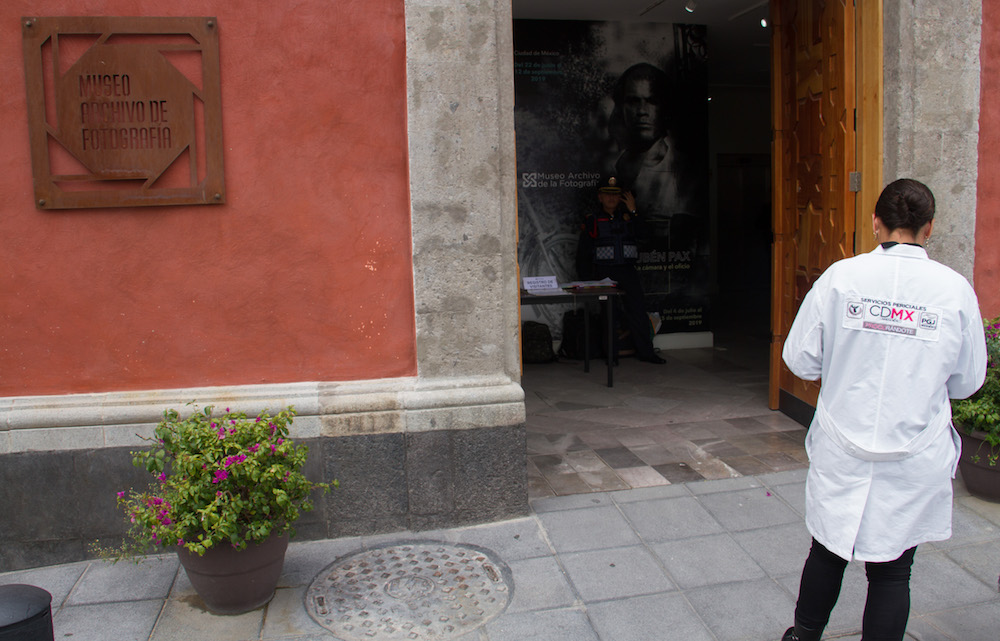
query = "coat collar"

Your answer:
(872, 243), (928, 259)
